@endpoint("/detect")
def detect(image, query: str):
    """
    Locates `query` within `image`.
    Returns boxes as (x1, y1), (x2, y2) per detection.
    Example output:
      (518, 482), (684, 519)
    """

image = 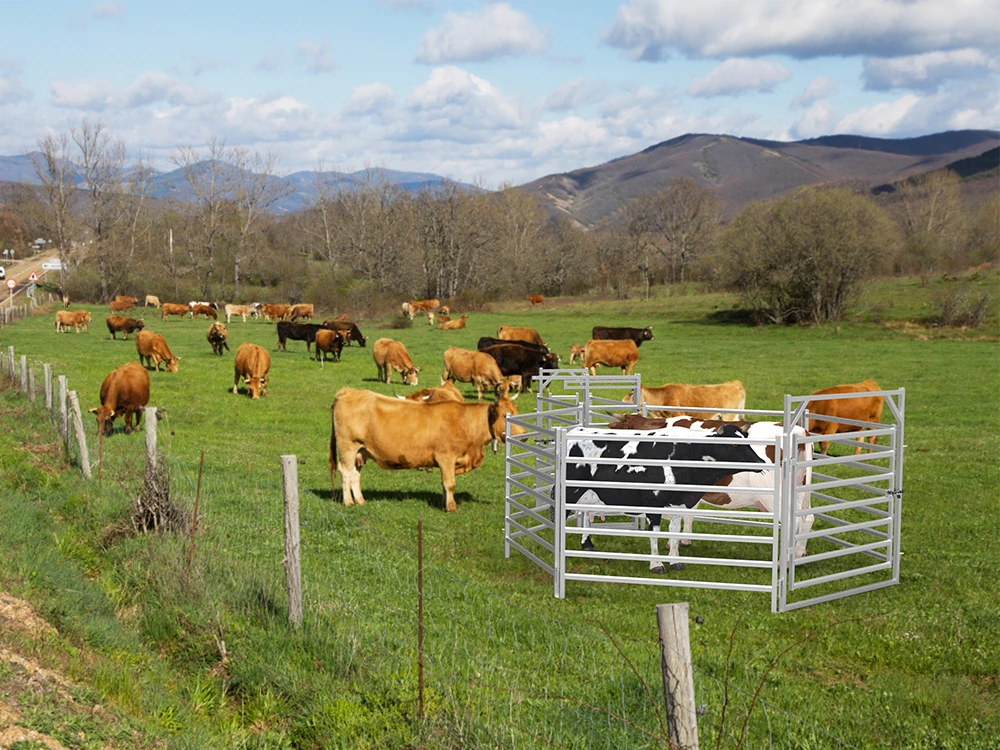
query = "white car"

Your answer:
(41, 258), (64, 271)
